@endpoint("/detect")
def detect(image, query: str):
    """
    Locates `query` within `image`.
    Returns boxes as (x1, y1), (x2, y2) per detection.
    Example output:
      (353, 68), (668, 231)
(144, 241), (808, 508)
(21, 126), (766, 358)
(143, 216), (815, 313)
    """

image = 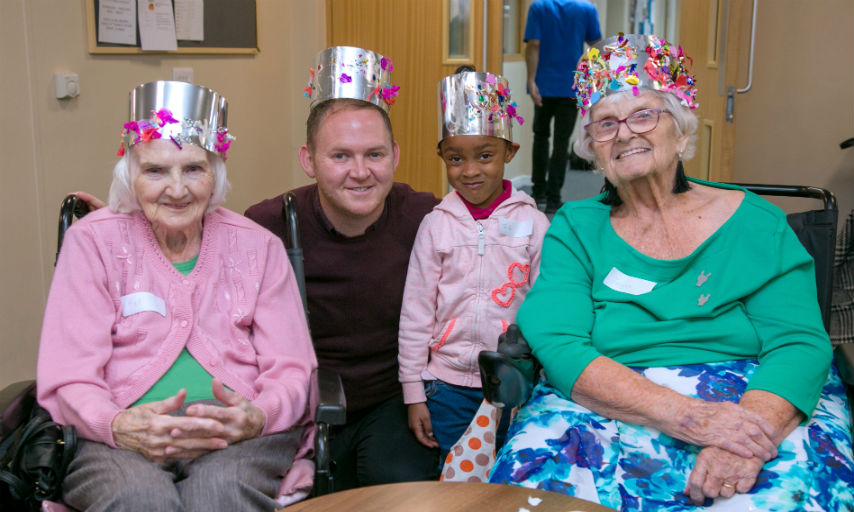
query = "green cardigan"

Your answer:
(517, 180), (832, 417)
